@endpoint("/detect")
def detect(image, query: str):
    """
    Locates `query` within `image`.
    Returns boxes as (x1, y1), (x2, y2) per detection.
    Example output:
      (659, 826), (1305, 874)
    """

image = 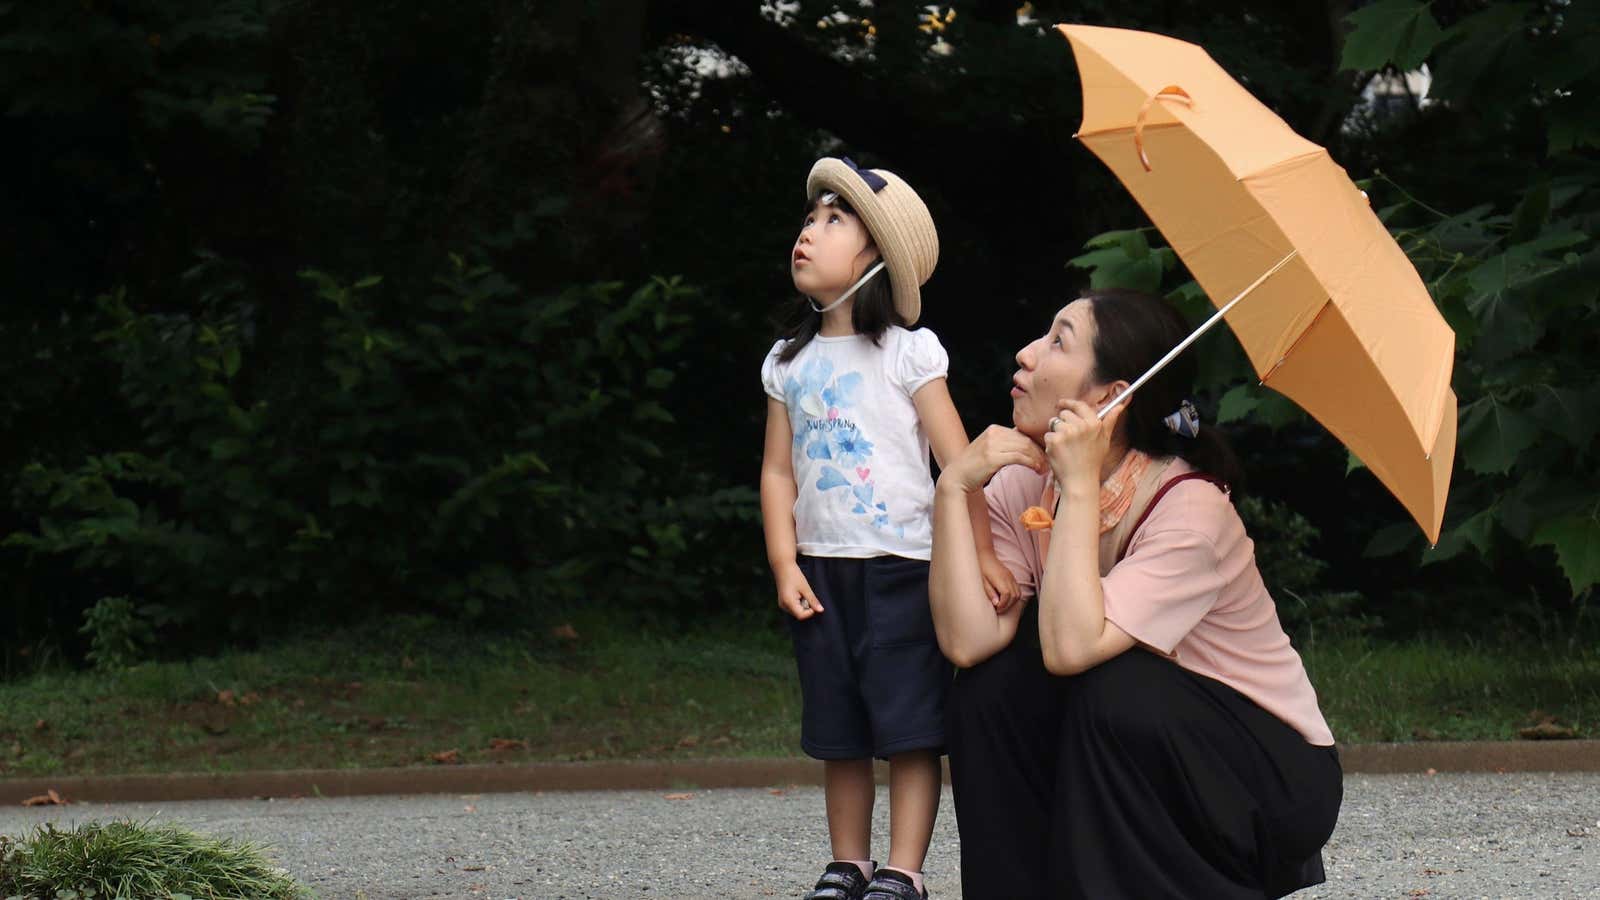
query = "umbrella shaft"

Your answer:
(1097, 250), (1300, 420)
